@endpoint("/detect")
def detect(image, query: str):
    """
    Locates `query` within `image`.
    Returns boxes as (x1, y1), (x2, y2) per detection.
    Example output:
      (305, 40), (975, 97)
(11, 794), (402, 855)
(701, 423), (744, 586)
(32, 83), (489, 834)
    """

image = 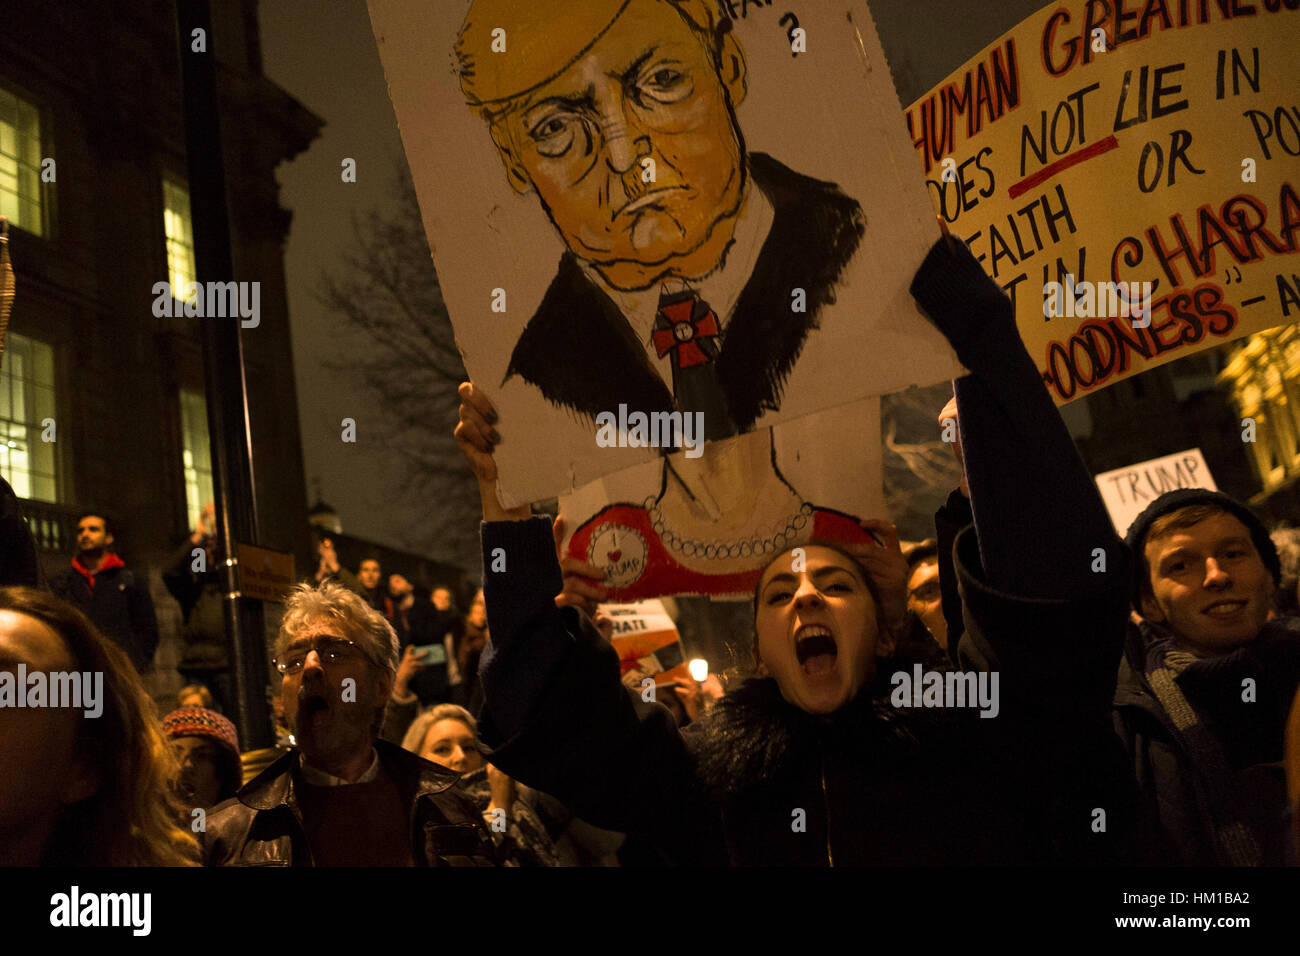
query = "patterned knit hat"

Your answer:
(1124, 488), (1280, 605)
(161, 707), (240, 758)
